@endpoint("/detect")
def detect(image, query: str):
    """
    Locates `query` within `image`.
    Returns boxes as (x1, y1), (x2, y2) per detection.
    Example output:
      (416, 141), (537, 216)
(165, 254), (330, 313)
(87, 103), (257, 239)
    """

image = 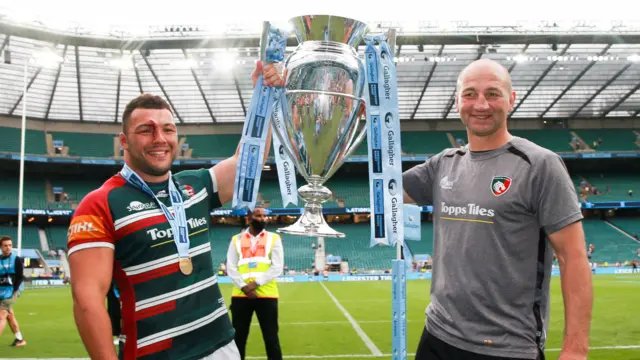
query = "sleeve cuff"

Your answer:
(543, 212), (584, 236)
(208, 167), (219, 193)
(68, 242), (115, 256)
